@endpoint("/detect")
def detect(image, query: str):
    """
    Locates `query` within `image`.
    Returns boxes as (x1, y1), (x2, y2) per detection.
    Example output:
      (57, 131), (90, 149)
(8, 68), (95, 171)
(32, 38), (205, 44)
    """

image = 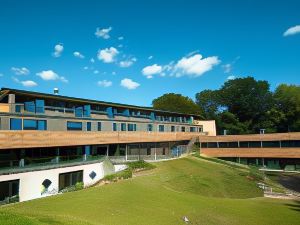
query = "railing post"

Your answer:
(125, 144), (128, 161)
